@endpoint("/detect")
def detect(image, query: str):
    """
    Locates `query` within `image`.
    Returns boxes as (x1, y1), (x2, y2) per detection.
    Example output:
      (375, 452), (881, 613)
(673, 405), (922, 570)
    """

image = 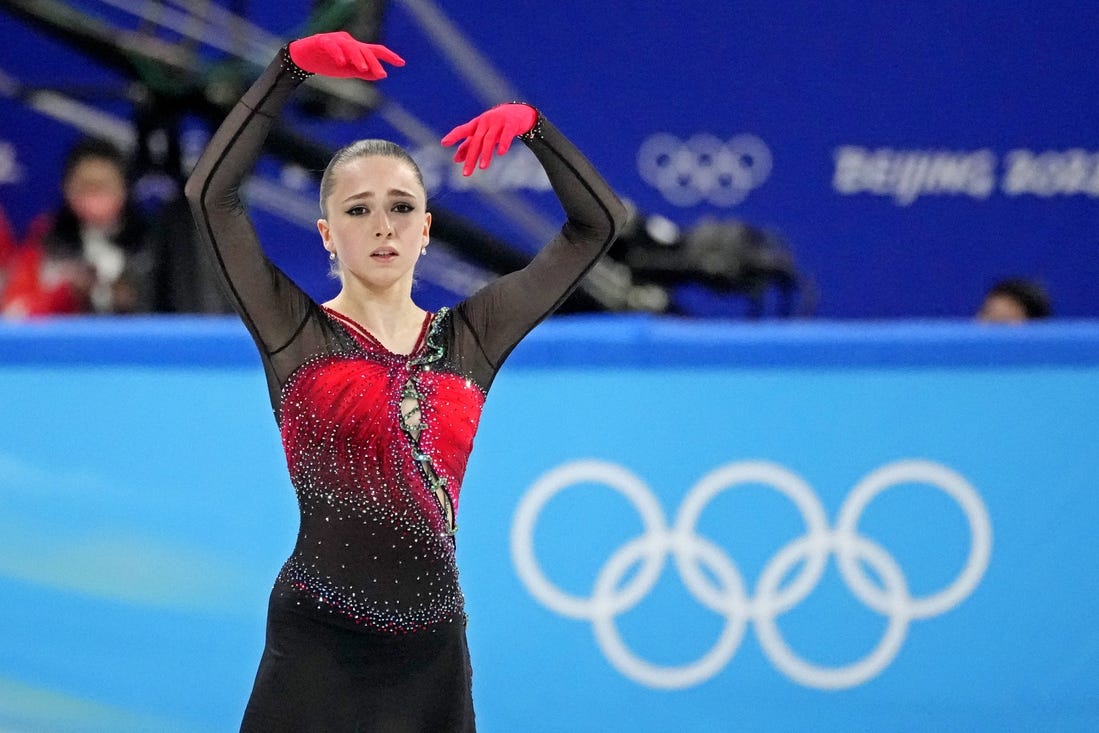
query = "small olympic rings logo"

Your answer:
(511, 459), (991, 690)
(637, 133), (772, 207)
